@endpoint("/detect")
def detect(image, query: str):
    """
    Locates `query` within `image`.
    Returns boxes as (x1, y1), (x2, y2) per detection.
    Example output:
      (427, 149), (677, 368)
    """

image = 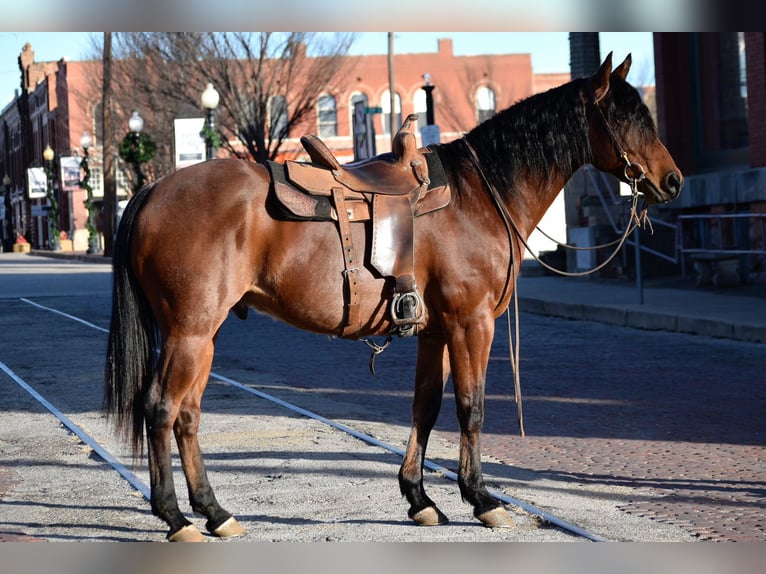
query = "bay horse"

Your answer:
(105, 53), (682, 541)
